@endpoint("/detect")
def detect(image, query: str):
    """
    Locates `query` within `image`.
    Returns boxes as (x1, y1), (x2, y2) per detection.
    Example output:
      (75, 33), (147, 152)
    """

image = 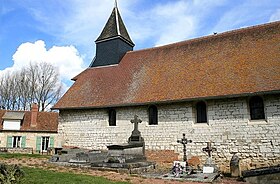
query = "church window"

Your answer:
(196, 101), (207, 123)
(249, 96), (265, 120)
(148, 105), (158, 125)
(108, 109), (116, 126)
